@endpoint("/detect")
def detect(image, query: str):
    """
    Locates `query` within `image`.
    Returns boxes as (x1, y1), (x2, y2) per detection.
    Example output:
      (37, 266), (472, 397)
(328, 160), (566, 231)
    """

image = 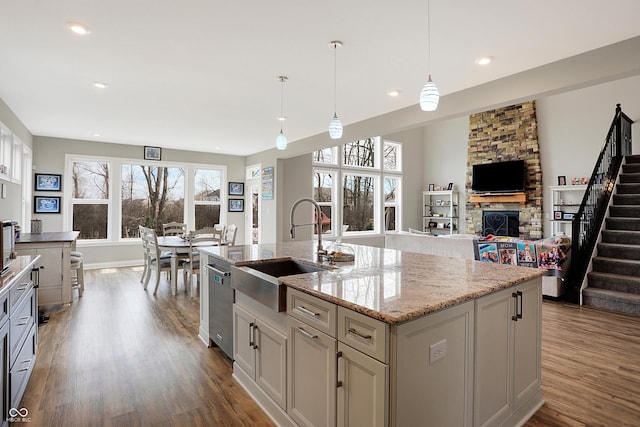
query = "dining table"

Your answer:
(156, 235), (220, 295)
